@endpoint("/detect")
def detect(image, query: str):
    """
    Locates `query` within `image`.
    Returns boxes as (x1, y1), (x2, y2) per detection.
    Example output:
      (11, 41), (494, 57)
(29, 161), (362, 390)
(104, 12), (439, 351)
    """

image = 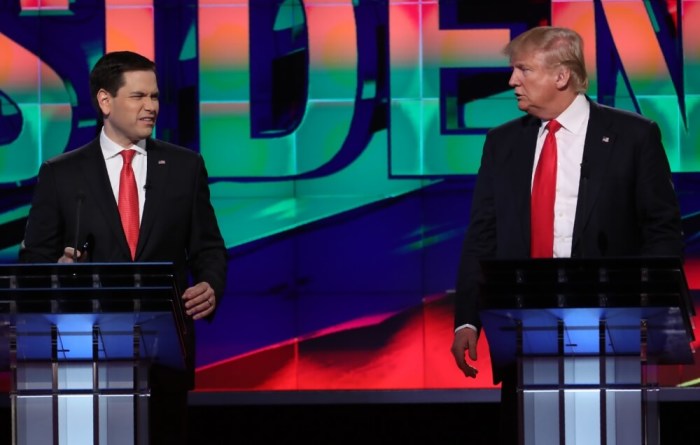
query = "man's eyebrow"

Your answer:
(129, 91), (159, 96)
